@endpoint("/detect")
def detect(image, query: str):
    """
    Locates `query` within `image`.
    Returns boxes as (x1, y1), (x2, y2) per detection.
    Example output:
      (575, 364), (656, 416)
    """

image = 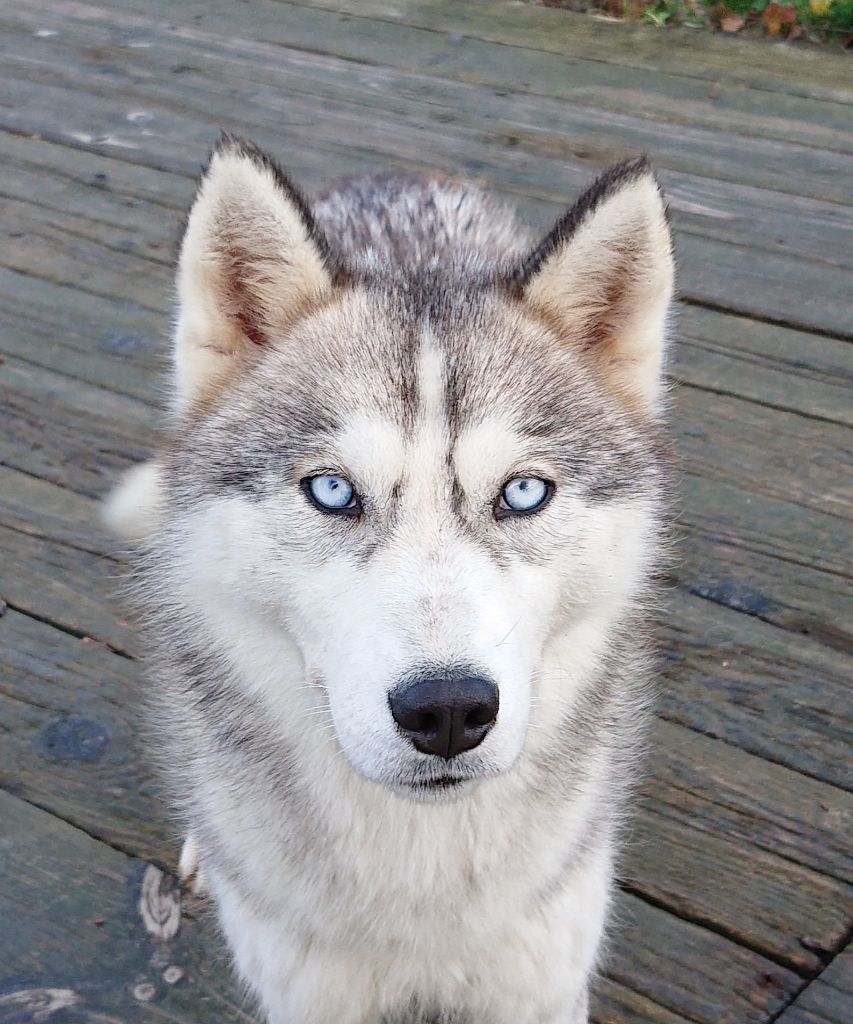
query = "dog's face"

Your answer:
(145, 140), (673, 796)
